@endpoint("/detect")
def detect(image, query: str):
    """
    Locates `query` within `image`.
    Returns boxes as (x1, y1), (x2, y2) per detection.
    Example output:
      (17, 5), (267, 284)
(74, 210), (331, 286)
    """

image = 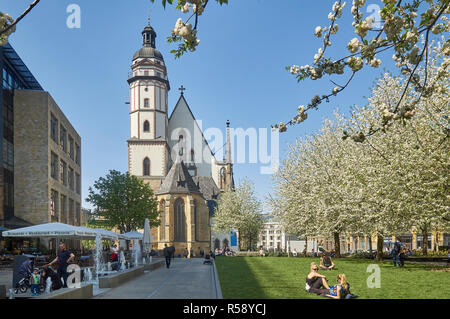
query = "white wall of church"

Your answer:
(168, 98), (213, 178)
(130, 112), (139, 138)
(129, 143), (166, 177)
(155, 112), (166, 139)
